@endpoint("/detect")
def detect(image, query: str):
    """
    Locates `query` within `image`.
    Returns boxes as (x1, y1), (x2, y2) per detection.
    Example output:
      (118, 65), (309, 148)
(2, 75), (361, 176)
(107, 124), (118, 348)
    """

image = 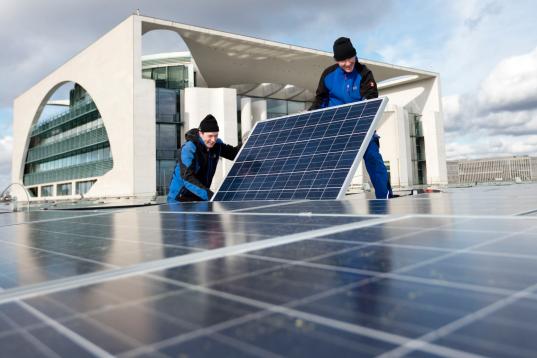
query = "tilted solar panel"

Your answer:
(213, 97), (388, 201)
